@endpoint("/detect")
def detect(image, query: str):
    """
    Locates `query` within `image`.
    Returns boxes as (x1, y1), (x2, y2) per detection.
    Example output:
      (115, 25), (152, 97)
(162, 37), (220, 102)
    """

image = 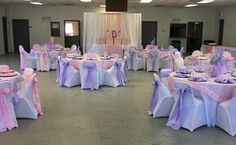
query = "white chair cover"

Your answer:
(147, 49), (159, 72)
(148, 74), (174, 118)
(14, 72), (39, 119)
(103, 59), (125, 87)
(80, 61), (100, 90)
(216, 91), (236, 136)
(166, 81), (207, 132)
(19, 45), (37, 69)
(128, 47), (144, 71)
